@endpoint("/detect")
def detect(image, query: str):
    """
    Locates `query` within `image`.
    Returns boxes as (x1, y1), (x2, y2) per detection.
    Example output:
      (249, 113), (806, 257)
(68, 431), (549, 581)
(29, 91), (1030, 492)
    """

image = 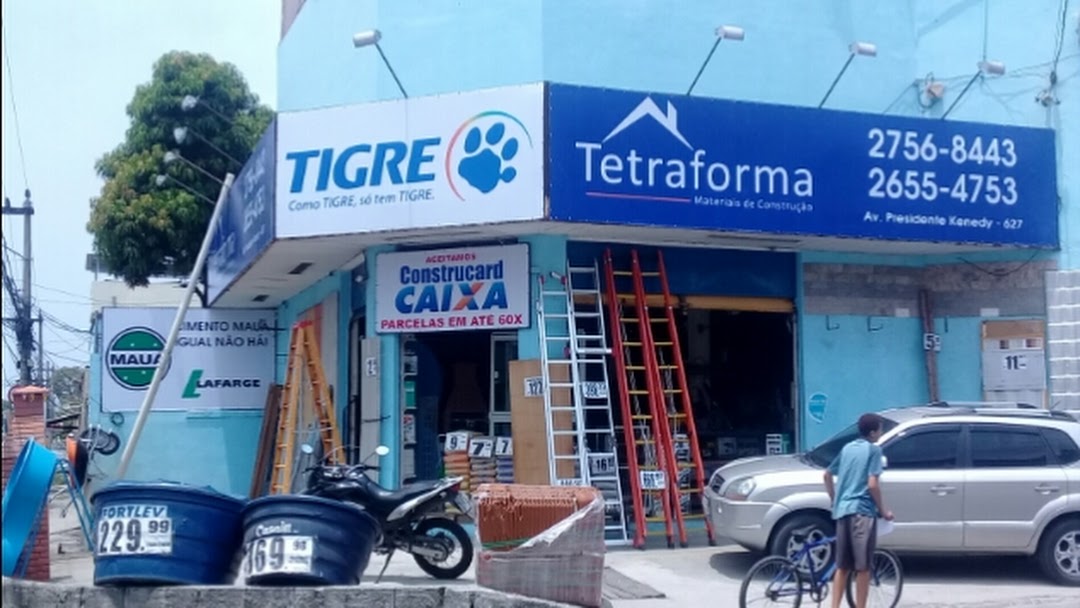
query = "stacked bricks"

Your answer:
(1, 385), (51, 581)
